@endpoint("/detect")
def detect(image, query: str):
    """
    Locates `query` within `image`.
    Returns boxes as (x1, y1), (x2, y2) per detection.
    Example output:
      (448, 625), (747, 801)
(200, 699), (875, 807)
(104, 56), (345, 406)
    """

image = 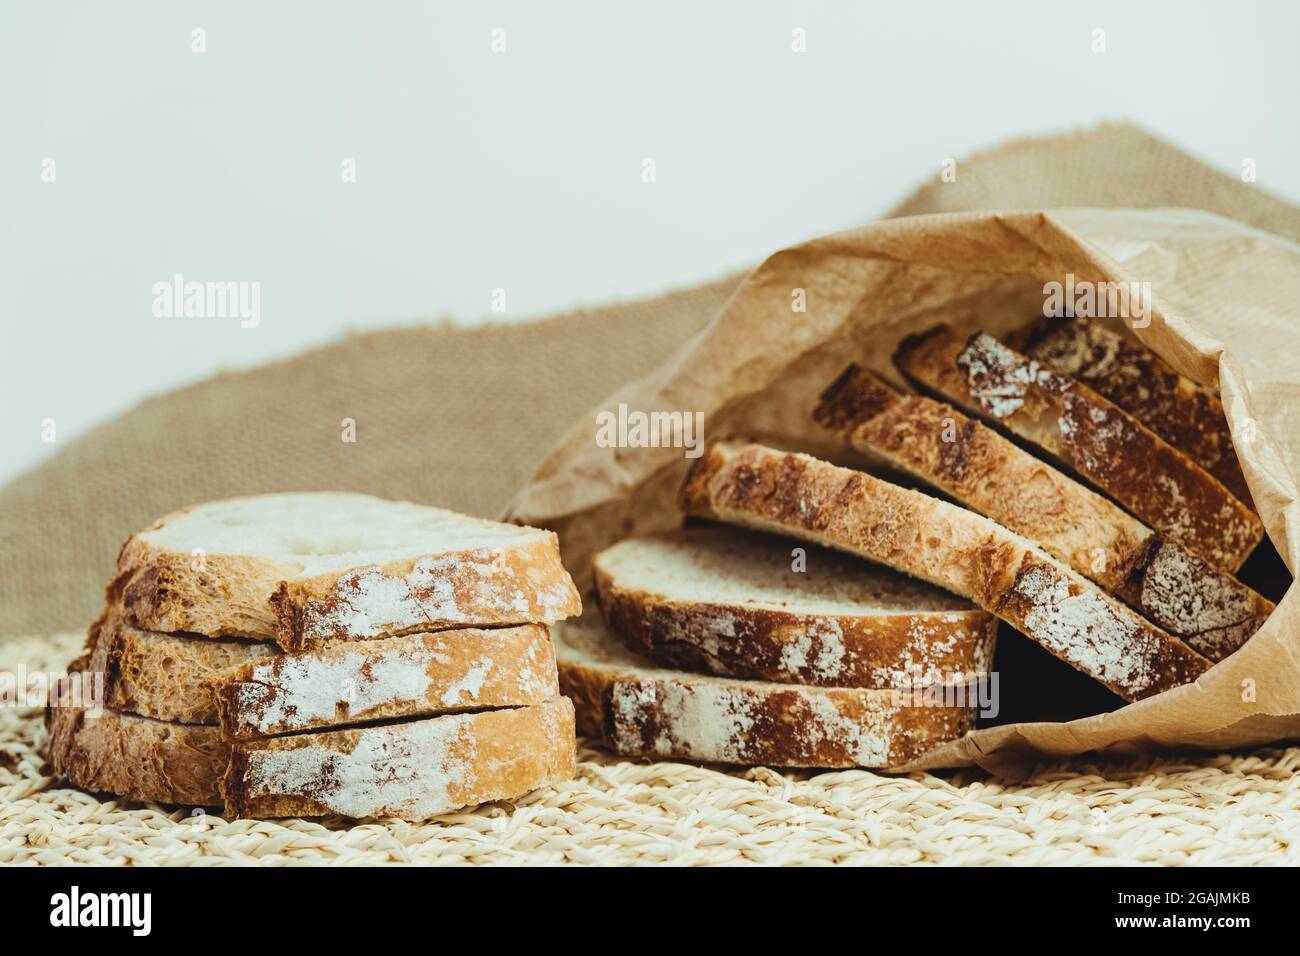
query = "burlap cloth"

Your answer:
(3, 123), (1299, 865)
